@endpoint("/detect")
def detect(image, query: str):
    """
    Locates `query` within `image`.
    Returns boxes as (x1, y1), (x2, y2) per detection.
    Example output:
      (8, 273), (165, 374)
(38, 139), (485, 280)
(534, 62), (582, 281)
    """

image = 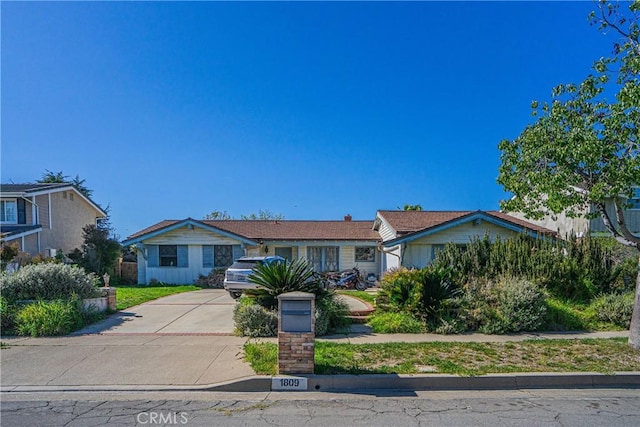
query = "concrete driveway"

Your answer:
(76, 289), (237, 335)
